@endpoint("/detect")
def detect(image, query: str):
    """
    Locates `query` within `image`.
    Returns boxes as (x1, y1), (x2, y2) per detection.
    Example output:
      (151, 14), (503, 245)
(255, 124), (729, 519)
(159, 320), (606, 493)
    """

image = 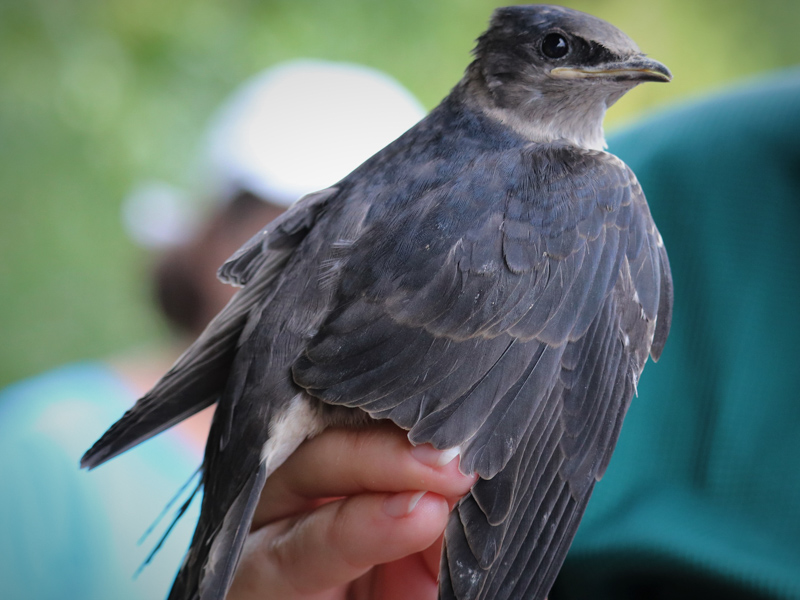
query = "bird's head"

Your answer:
(466, 4), (671, 150)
